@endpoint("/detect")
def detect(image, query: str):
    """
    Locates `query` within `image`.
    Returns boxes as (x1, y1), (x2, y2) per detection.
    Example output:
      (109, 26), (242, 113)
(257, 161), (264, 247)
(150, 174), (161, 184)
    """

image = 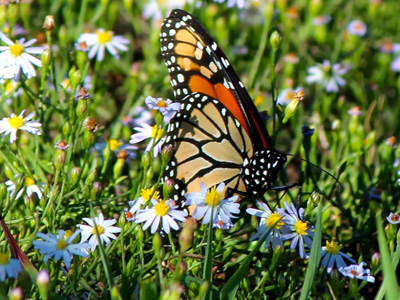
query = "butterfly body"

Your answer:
(160, 9), (287, 200)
